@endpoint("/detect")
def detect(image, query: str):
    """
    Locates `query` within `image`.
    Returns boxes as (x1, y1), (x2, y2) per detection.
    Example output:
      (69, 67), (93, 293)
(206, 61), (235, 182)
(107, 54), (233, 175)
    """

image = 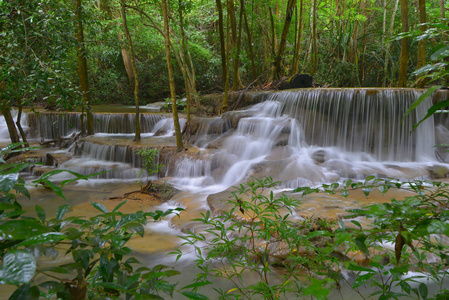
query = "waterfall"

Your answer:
(25, 112), (166, 139)
(172, 88), (440, 190)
